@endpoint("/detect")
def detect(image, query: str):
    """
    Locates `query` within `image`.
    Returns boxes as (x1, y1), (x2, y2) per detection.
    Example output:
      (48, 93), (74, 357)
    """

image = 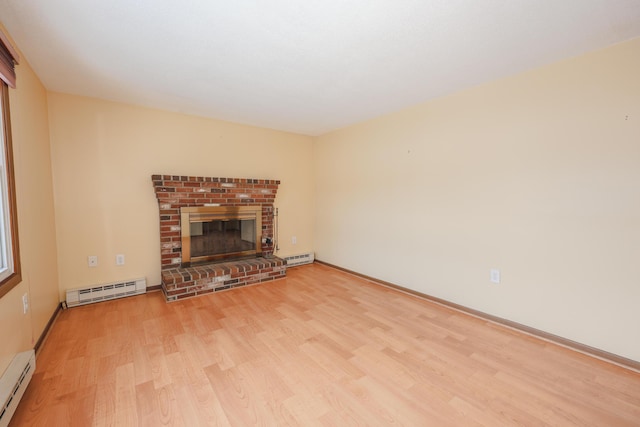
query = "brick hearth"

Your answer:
(162, 257), (286, 300)
(152, 174), (286, 301)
